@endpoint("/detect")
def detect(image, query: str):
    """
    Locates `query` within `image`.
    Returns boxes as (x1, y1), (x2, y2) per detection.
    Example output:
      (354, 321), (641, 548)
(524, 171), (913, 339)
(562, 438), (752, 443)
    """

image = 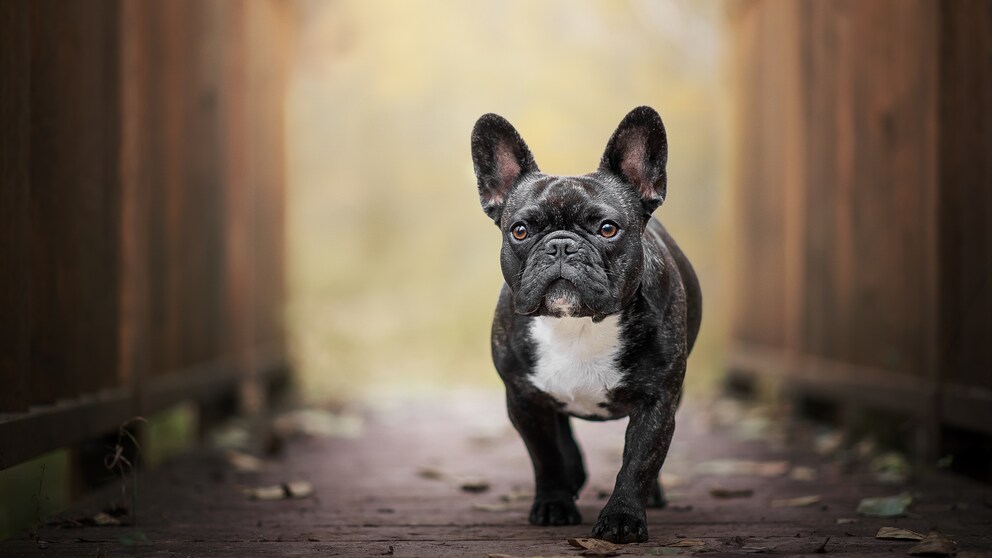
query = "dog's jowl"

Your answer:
(471, 107), (702, 543)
